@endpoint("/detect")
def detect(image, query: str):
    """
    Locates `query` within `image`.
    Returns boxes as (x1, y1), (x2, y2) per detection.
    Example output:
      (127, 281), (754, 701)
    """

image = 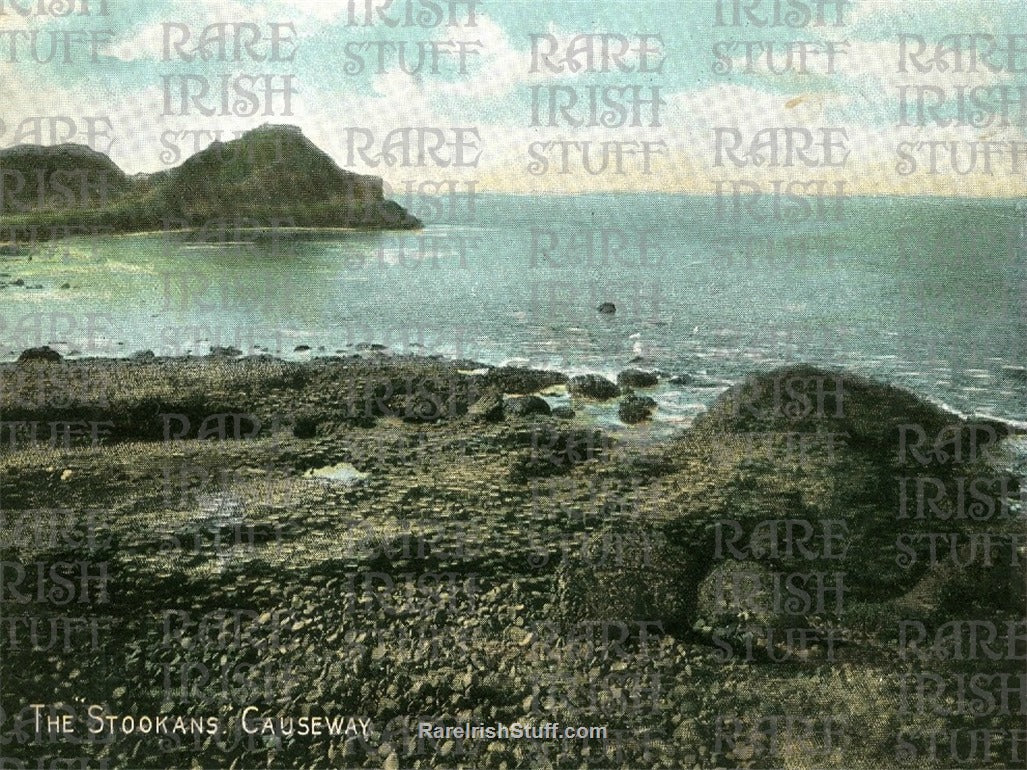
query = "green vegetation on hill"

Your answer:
(0, 125), (420, 241)
(0, 143), (132, 213)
